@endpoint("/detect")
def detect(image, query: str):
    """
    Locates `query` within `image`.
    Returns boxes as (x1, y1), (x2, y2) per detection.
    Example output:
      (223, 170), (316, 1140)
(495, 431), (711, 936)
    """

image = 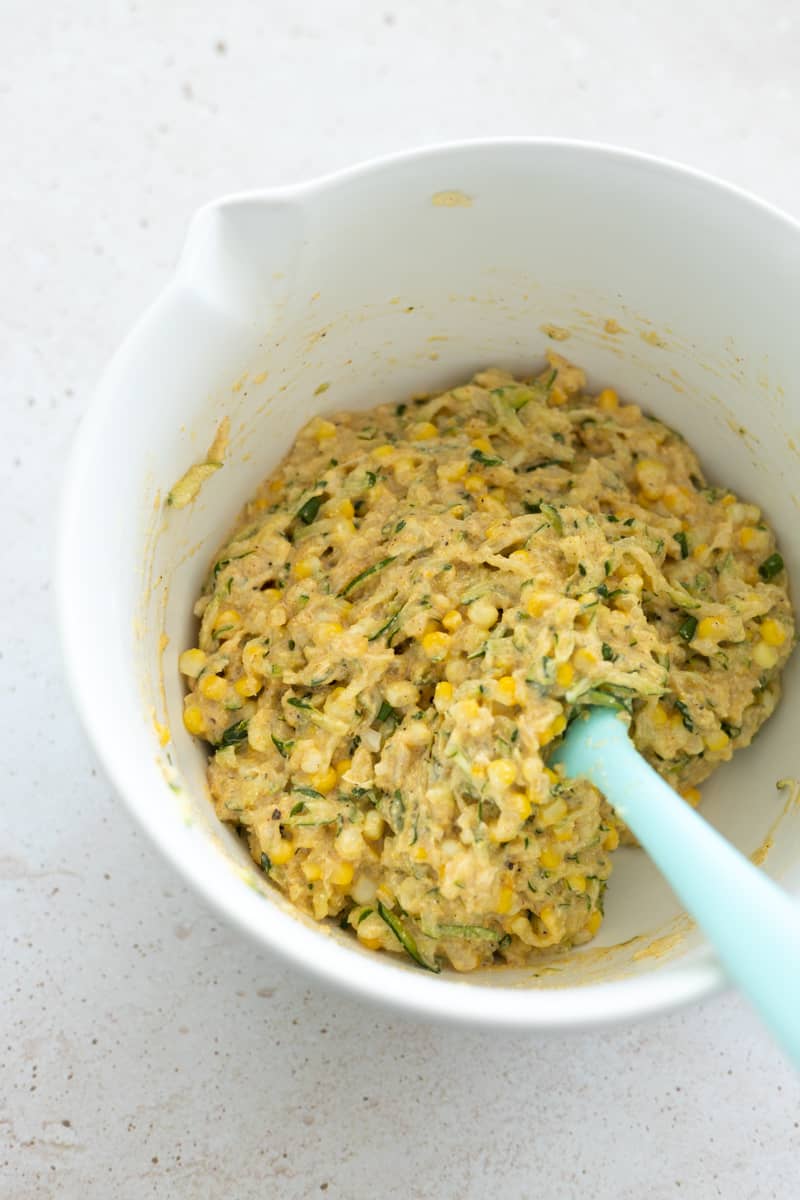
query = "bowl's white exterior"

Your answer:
(59, 140), (800, 1028)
